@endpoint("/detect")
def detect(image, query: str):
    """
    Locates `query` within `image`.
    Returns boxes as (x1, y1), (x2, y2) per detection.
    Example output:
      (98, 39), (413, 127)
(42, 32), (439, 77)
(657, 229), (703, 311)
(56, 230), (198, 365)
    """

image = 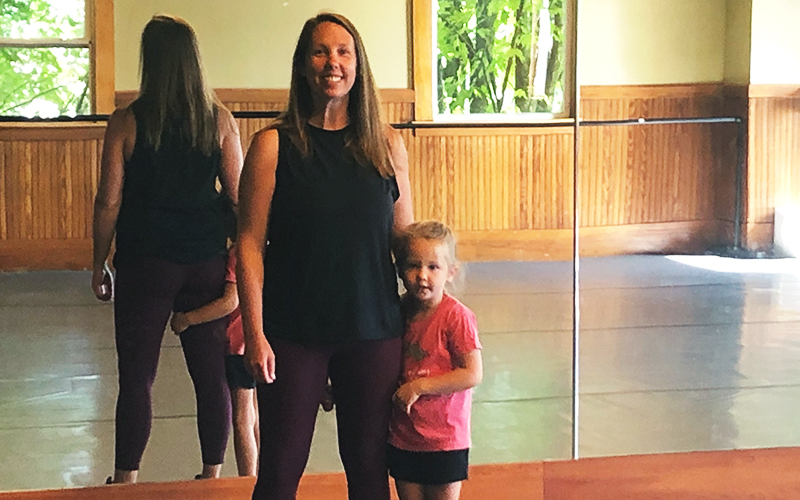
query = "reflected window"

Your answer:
(0, 0), (90, 117)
